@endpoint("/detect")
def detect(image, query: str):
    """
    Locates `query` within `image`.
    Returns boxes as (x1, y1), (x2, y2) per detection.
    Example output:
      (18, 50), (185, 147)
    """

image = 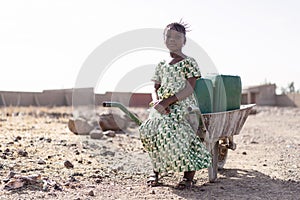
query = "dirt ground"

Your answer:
(0, 105), (299, 200)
